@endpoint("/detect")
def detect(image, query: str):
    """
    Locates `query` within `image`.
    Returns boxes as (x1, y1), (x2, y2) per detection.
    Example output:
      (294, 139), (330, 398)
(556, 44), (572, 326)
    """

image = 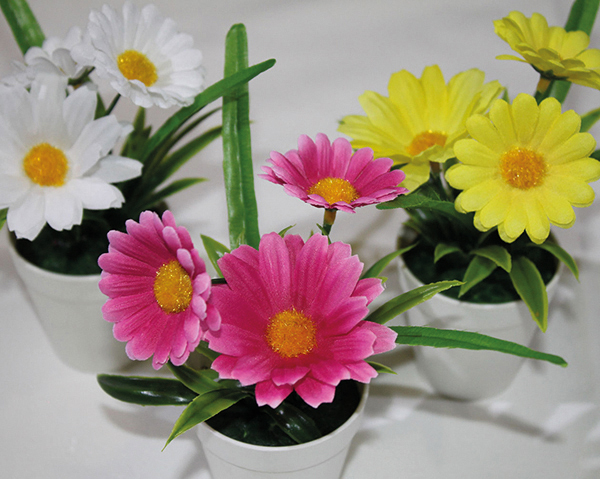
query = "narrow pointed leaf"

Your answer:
(434, 243), (462, 263)
(535, 242), (578, 280)
(366, 280), (462, 324)
(223, 24), (260, 249)
(362, 244), (415, 279)
(201, 235), (230, 276)
(472, 245), (512, 272)
(391, 326), (567, 366)
(581, 106), (600, 132)
(141, 58), (275, 164)
(138, 177), (206, 210)
(0, 208), (7, 230)
(168, 364), (222, 395)
(196, 340), (220, 362)
(459, 255), (497, 297)
(97, 374), (197, 406)
(165, 389), (247, 448)
(367, 361), (397, 375)
(0, 0), (44, 54)
(509, 256), (548, 332)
